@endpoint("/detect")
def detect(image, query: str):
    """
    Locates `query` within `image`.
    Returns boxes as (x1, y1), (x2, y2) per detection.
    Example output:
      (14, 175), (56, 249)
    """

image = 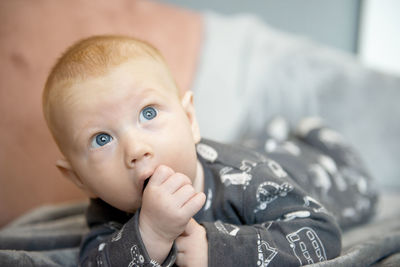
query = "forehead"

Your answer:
(62, 58), (178, 101)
